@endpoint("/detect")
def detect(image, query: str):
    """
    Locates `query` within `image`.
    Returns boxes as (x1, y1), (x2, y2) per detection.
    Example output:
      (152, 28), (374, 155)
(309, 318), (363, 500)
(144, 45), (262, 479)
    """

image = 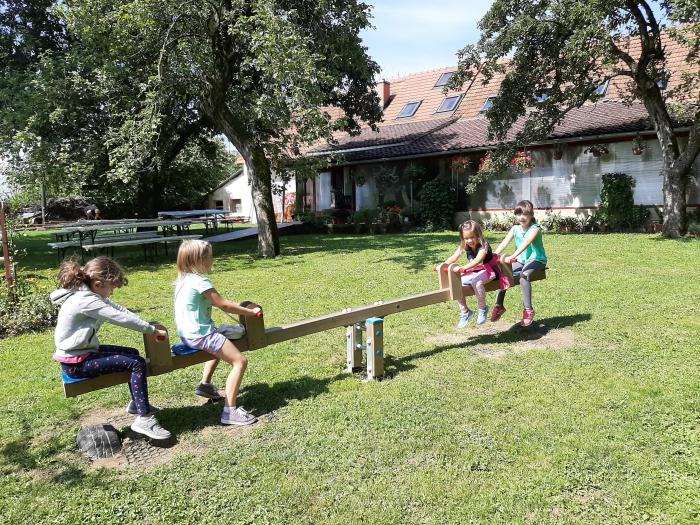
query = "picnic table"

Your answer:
(157, 209), (227, 233)
(49, 219), (198, 262)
